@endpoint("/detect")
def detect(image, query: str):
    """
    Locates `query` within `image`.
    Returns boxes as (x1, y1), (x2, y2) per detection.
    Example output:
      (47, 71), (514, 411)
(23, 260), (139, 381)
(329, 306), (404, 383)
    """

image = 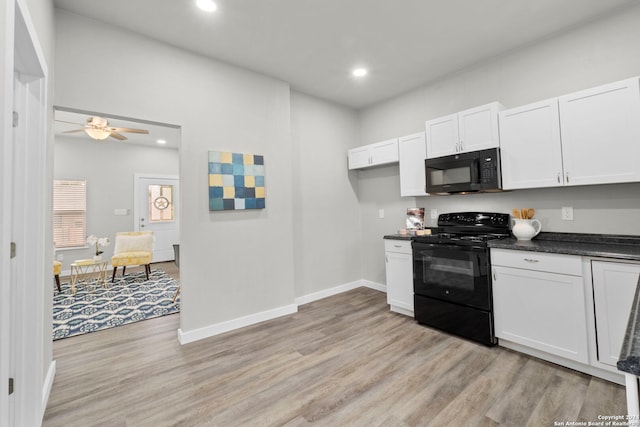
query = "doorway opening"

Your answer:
(52, 107), (182, 338)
